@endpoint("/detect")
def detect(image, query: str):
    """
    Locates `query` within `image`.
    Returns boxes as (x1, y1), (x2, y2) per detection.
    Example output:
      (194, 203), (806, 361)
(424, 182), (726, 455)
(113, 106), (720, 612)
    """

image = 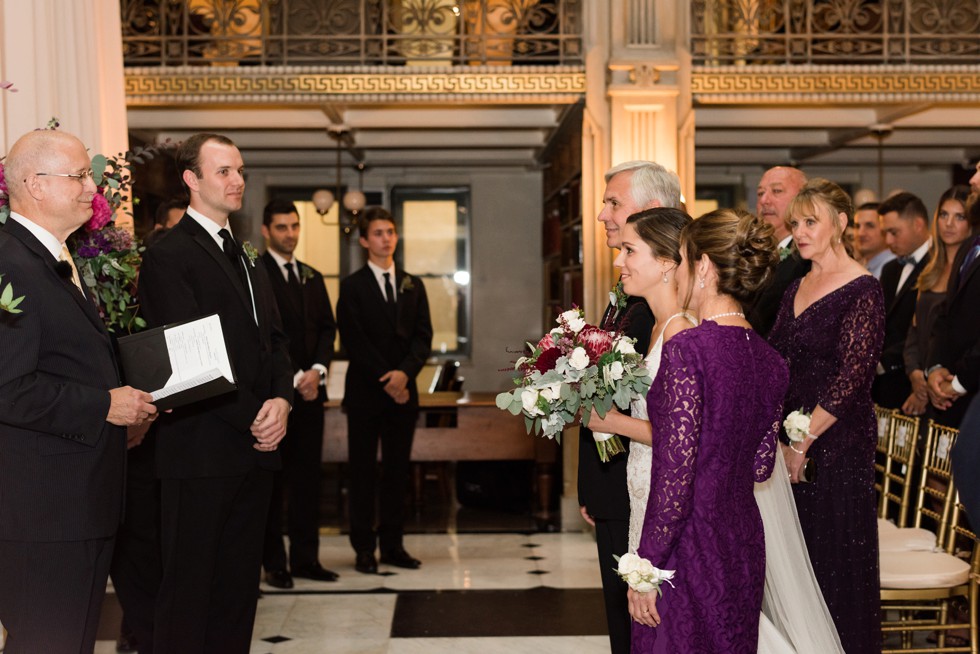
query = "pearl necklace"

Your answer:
(703, 311), (745, 322)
